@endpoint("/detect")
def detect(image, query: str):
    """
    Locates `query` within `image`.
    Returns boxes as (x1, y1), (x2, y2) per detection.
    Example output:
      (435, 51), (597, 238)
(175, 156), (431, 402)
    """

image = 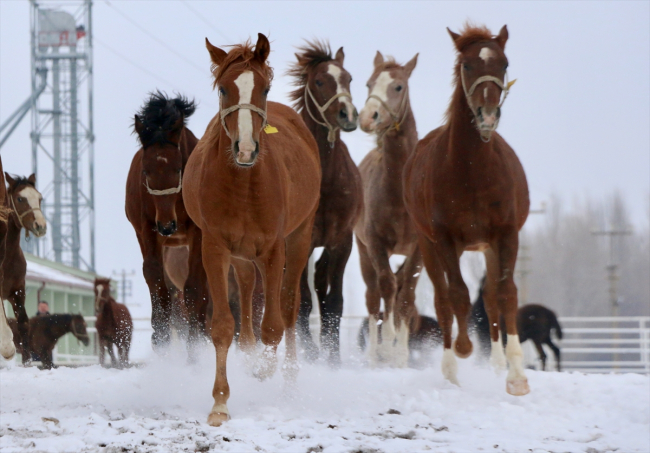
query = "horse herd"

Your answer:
(2, 24), (544, 427)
